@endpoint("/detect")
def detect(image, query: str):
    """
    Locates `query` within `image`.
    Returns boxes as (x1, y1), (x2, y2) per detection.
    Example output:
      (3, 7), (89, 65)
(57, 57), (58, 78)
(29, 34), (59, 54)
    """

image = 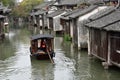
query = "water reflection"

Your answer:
(31, 59), (54, 80)
(0, 28), (31, 80)
(54, 37), (75, 80)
